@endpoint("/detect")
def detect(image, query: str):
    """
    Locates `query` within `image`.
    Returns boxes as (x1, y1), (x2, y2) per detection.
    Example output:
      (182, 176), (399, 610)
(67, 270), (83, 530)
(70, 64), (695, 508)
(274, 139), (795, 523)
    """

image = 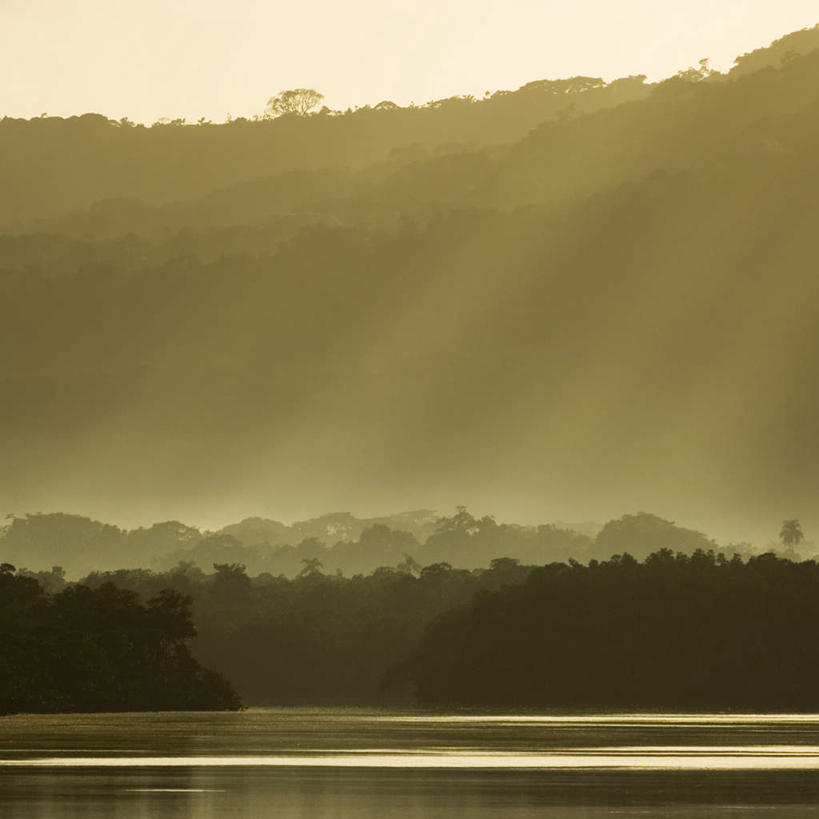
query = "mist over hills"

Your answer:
(0, 509), (438, 577)
(3, 507), (806, 581)
(2, 25), (819, 542)
(0, 75), (651, 228)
